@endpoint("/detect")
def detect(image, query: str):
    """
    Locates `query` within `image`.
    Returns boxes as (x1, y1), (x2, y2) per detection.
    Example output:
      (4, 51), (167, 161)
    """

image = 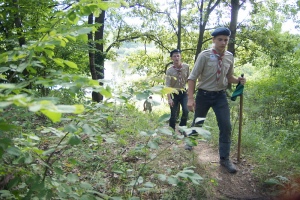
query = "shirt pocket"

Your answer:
(204, 61), (217, 76)
(223, 63), (230, 75)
